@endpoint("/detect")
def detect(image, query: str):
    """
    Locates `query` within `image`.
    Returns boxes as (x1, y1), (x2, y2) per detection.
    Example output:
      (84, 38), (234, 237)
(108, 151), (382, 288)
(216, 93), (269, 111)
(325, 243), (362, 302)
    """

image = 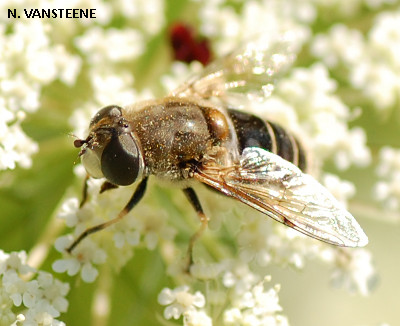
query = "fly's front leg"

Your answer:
(182, 187), (209, 272)
(100, 181), (119, 193)
(79, 175), (119, 208)
(67, 177), (148, 253)
(80, 177), (119, 209)
(79, 174), (90, 208)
